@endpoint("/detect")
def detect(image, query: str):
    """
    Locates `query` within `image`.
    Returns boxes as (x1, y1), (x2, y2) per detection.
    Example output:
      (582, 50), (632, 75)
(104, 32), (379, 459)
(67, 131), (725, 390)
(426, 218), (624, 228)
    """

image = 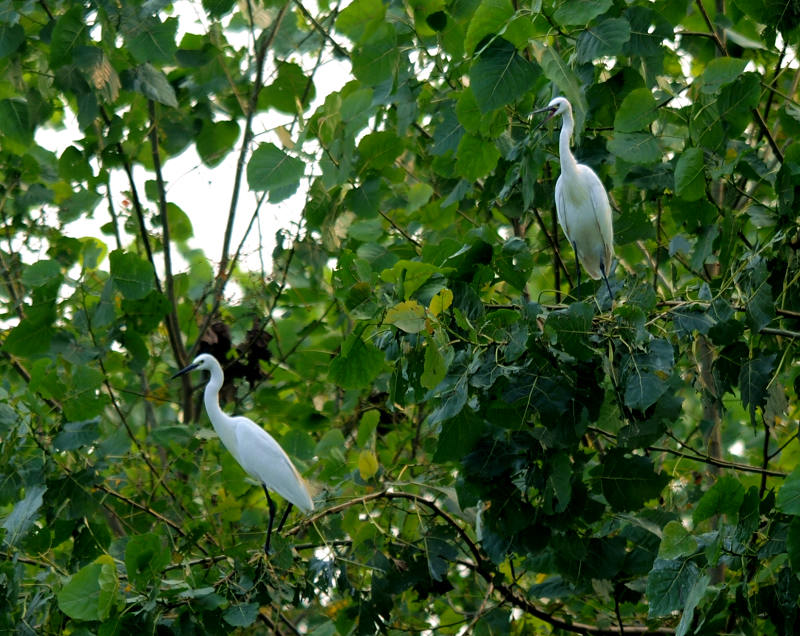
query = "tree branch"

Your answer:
(286, 489), (673, 634)
(148, 100), (188, 369)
